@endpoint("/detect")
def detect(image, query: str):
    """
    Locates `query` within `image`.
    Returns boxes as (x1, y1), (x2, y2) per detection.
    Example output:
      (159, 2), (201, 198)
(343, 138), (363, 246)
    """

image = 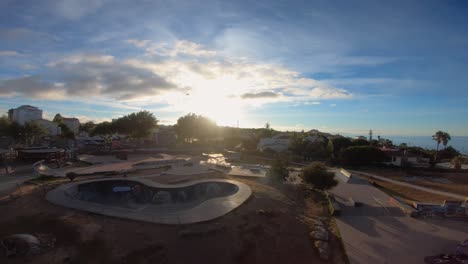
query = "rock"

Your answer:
(314, 240), (329, 261)
(1, 234), (41, 257)
(310, 229), (329, 241)
(310, 218), (324, 228)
